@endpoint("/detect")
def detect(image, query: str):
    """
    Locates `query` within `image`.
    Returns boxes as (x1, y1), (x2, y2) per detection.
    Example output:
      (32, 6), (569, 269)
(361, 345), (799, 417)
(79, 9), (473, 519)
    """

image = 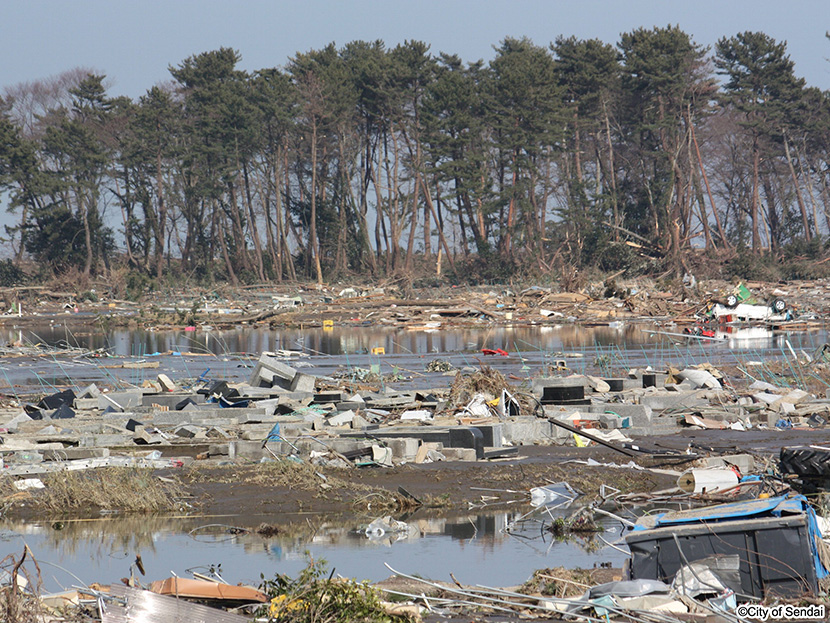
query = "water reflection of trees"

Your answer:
(2, 510), (525, 562)
(6, 325), (665, 359)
